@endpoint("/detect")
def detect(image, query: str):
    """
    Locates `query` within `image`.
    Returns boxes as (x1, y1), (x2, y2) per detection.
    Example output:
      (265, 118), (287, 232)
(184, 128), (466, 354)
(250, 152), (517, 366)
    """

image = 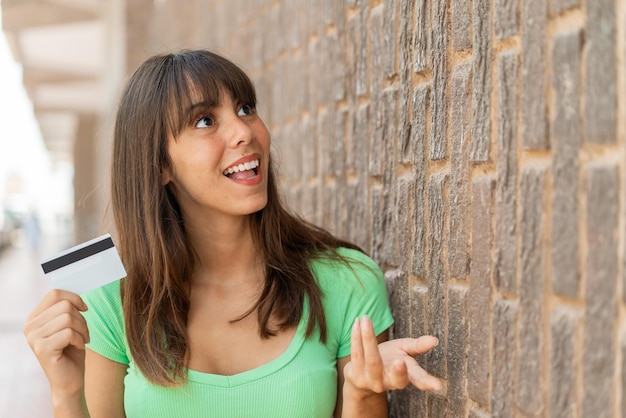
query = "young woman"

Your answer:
(24, 49), (441, 417)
